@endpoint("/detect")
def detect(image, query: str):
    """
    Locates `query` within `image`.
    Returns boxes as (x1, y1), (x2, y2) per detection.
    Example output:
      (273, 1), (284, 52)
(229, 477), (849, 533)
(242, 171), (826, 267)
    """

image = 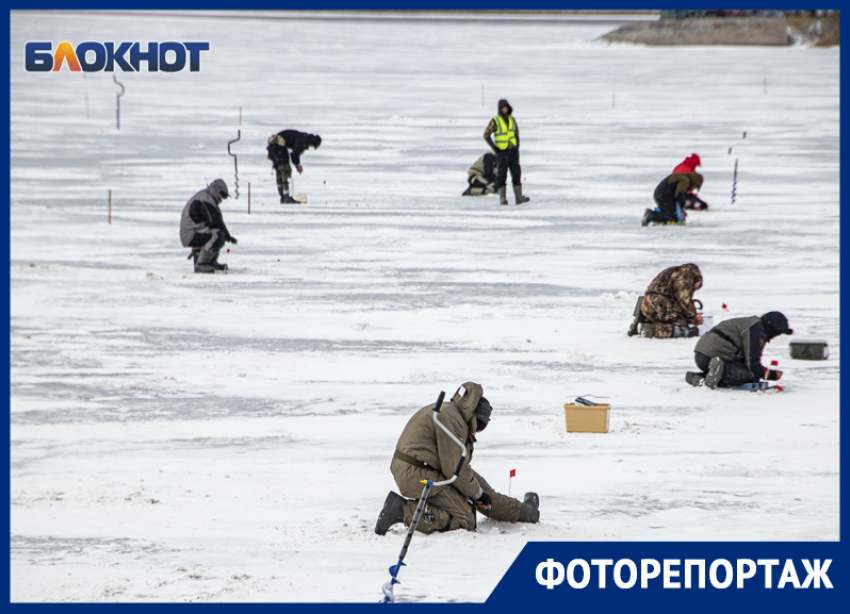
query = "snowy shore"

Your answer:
(10, 11), (839, 602)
